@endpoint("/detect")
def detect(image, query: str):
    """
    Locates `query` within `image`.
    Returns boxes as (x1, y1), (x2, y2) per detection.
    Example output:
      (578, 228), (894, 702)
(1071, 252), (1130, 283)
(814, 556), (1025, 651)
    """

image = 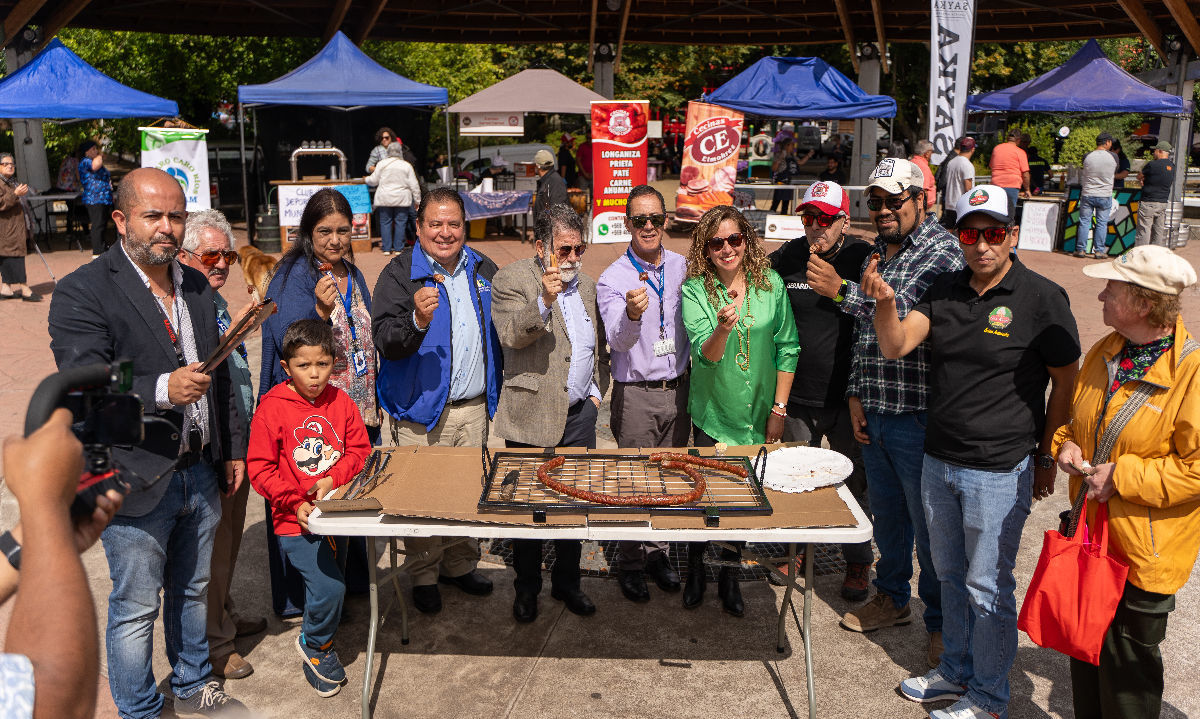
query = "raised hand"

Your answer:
(625, 286), (649, 321)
